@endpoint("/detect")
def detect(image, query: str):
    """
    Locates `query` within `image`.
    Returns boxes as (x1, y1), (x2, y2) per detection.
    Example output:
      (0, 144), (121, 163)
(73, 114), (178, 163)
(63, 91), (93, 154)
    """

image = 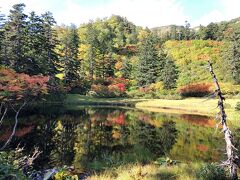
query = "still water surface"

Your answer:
(0, 106), (225, 173)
